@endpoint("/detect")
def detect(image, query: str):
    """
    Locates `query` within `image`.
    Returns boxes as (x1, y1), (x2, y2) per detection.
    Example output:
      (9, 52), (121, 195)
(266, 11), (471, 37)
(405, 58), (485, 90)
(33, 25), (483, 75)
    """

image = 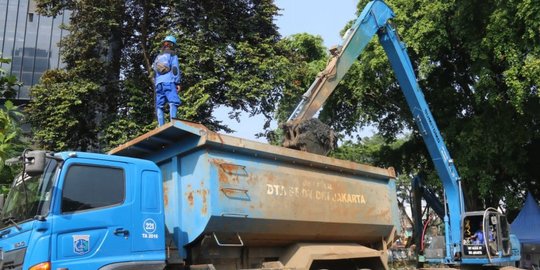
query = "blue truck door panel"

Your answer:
(132, 169), (165, 252)
(50, 158), (134, 269)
